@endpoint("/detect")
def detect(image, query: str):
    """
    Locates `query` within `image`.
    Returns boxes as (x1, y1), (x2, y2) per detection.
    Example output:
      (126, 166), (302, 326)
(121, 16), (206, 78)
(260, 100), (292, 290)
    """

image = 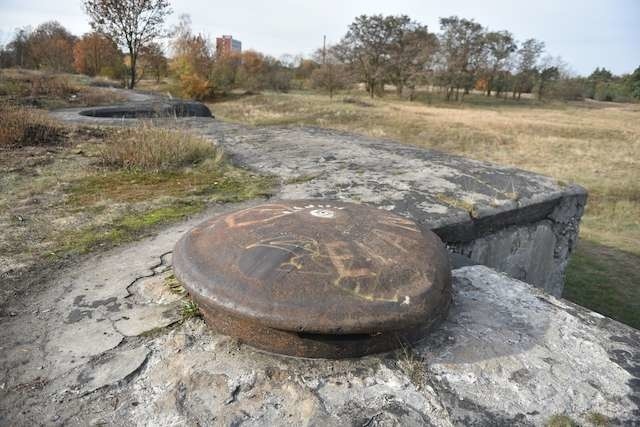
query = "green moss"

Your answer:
(546, 414), (579, 427)
(54, 163), (275, 257)
(285, 174), (320, 185)
(67, 167), (274, 205)
(434, 194), (479, 218)
(586, 412), (609, 426)
(54, 201), (204, 255)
